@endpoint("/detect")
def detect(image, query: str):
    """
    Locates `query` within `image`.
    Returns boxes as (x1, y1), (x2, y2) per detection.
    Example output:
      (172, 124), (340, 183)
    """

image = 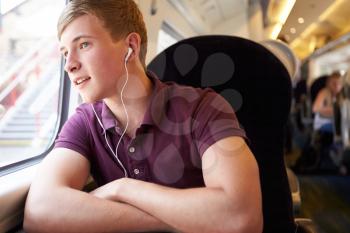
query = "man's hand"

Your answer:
(89, 178), (136, 202)
(89, 180), (123, 201)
